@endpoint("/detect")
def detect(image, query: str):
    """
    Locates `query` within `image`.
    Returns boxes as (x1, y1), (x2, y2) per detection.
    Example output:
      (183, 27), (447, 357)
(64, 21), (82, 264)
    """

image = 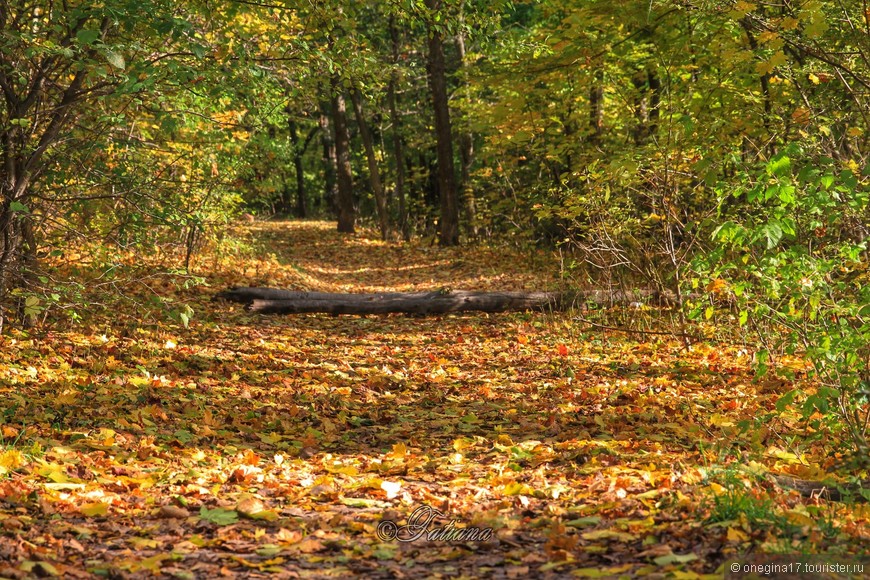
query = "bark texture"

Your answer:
(425, 0), (459, 246)
(330, 76), (356, 233)
(214, 287), (684, 315)
(216, 288), (563, 315)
